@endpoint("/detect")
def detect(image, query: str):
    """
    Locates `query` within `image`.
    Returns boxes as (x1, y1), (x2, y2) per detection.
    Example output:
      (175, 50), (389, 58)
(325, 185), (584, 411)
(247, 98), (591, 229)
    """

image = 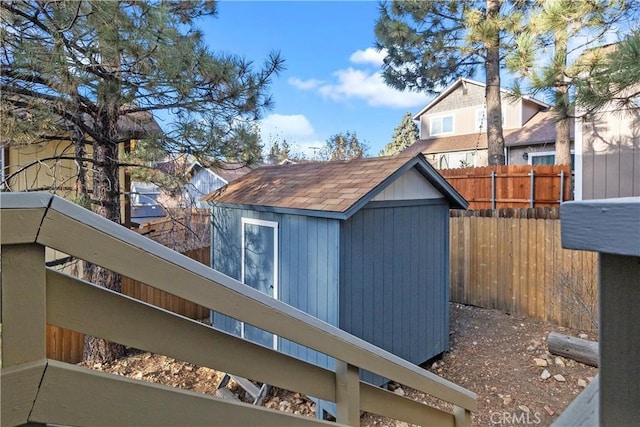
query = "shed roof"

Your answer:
(202, 154), (467, 218)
